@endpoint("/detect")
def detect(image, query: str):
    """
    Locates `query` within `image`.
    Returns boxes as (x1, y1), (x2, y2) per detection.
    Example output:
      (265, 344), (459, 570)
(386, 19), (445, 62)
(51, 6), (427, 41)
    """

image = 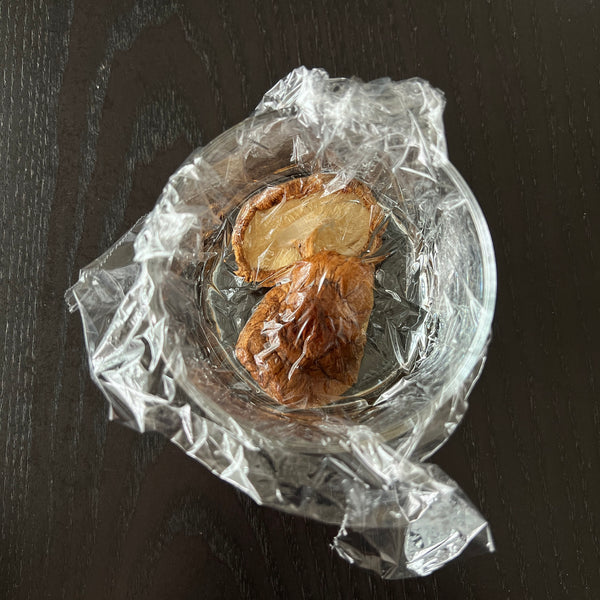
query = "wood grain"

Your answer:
(1, 0), (599, 598)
